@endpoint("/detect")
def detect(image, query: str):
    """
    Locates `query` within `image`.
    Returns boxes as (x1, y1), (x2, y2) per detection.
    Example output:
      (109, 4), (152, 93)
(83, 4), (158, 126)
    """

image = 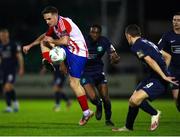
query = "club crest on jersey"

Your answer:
(81, 78), (86, 84)
(97, 46), (103, 52)
(136, 50), (144, 58)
